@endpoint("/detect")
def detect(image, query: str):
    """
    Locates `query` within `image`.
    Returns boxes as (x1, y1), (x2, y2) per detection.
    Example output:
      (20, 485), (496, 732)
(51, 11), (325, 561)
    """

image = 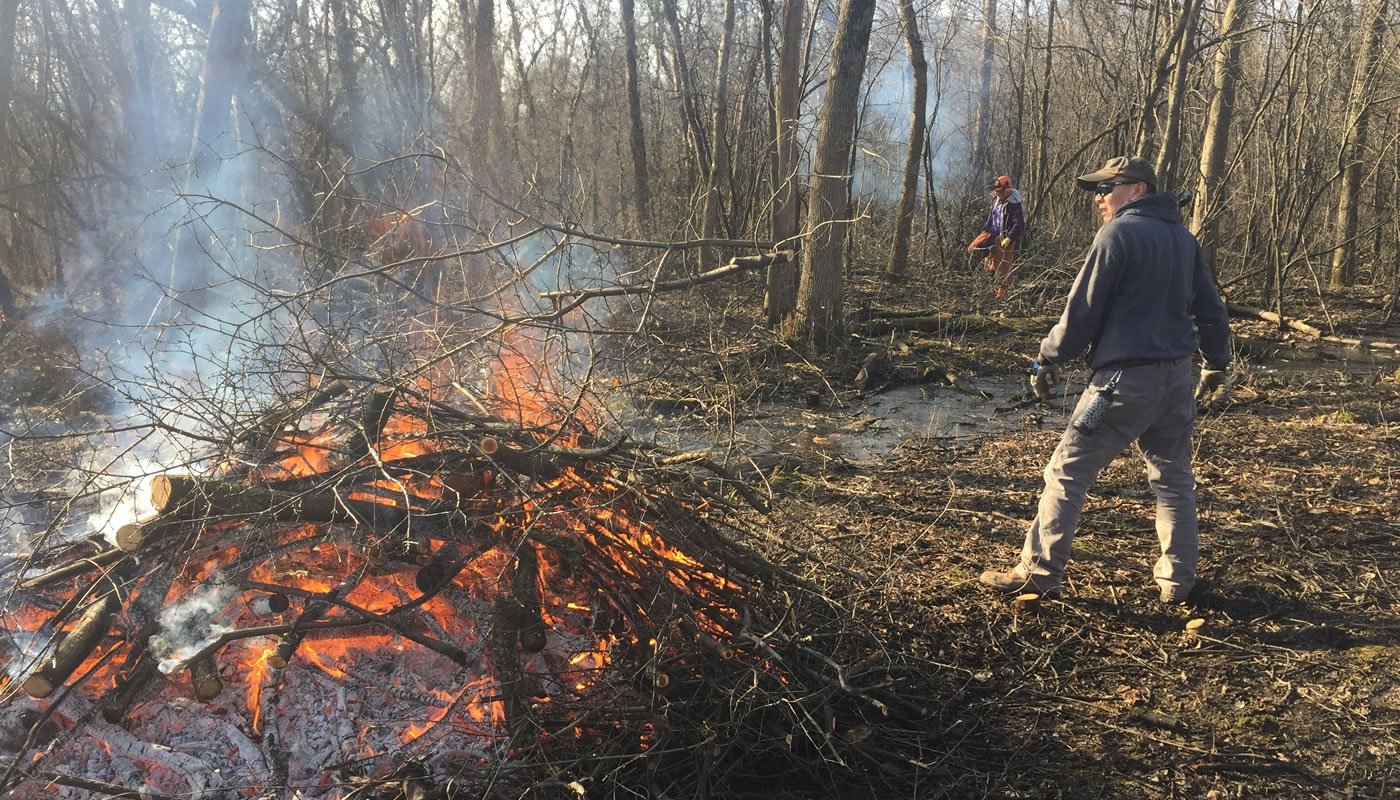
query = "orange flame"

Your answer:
(245, 646), (275, 733)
